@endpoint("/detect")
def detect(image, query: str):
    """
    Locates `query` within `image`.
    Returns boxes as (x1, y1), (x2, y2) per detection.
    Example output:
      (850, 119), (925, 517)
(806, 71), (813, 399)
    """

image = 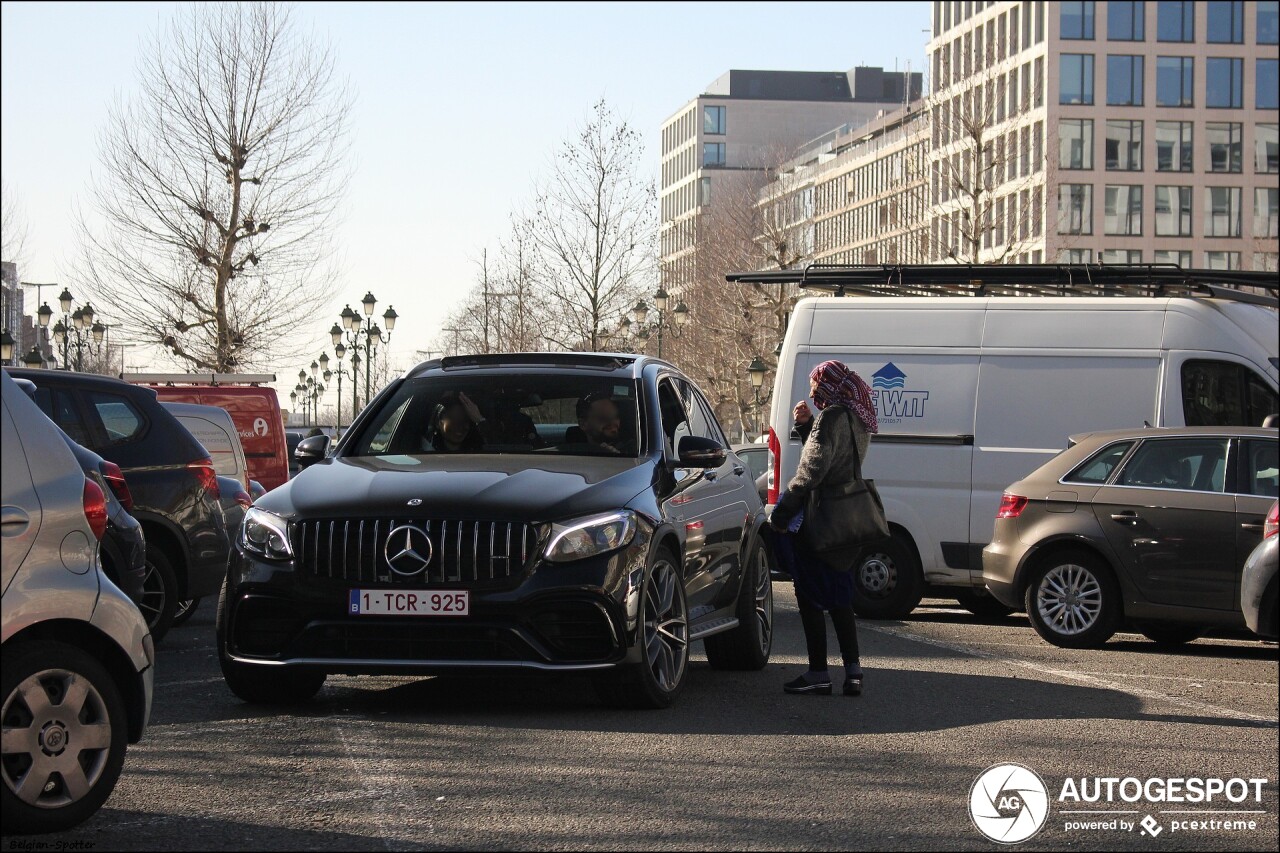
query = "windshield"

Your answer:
(349, 374), (642, 458)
